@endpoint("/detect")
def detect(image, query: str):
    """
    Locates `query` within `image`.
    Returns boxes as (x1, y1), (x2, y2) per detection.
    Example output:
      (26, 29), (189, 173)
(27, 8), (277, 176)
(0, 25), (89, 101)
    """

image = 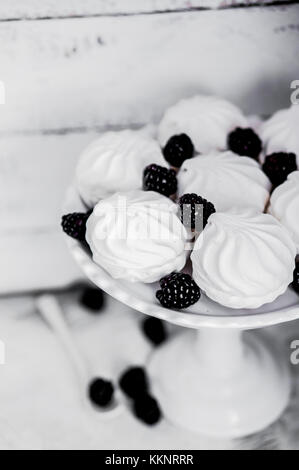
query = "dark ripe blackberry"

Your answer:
(179, 193), (216, 231)
(61, 211), (91, 241)
(228, 127), (262, 161)
(119, 367), (148, 400)
(163, 133), (194, 168)
(80, 287), (105, 312)
(133, 394), (162, 425)
(156, 272), (201, 310)
(262, 152), (297, 188)
(88, 378), (114, 408)
(142, 317), (167, 346)
(143, 164), (177, 197)
(292, 263), (299, 294)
